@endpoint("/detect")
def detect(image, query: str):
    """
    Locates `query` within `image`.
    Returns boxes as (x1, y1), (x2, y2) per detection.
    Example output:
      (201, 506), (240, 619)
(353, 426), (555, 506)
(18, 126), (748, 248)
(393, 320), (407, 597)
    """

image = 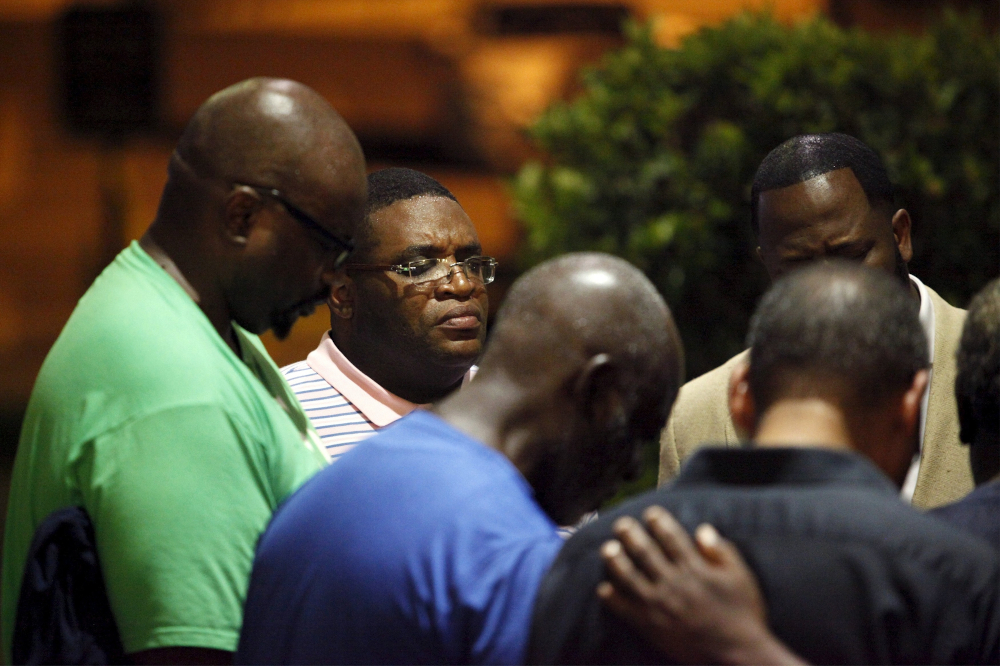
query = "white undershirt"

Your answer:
(900, 275), (935, 502)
